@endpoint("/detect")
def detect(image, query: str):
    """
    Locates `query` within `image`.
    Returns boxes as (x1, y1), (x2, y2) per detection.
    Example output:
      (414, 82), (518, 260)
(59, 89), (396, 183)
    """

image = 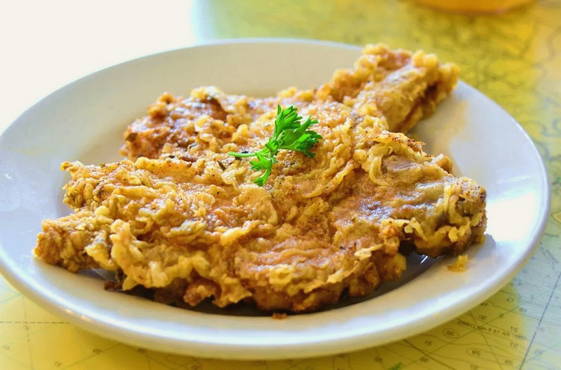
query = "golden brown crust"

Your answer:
(448, 254), (470, 272)
(34, 45), (482, 313)
(35, 107), (484, 312)
(317, 44), (459, 133)
(120, 45), (458, 161)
